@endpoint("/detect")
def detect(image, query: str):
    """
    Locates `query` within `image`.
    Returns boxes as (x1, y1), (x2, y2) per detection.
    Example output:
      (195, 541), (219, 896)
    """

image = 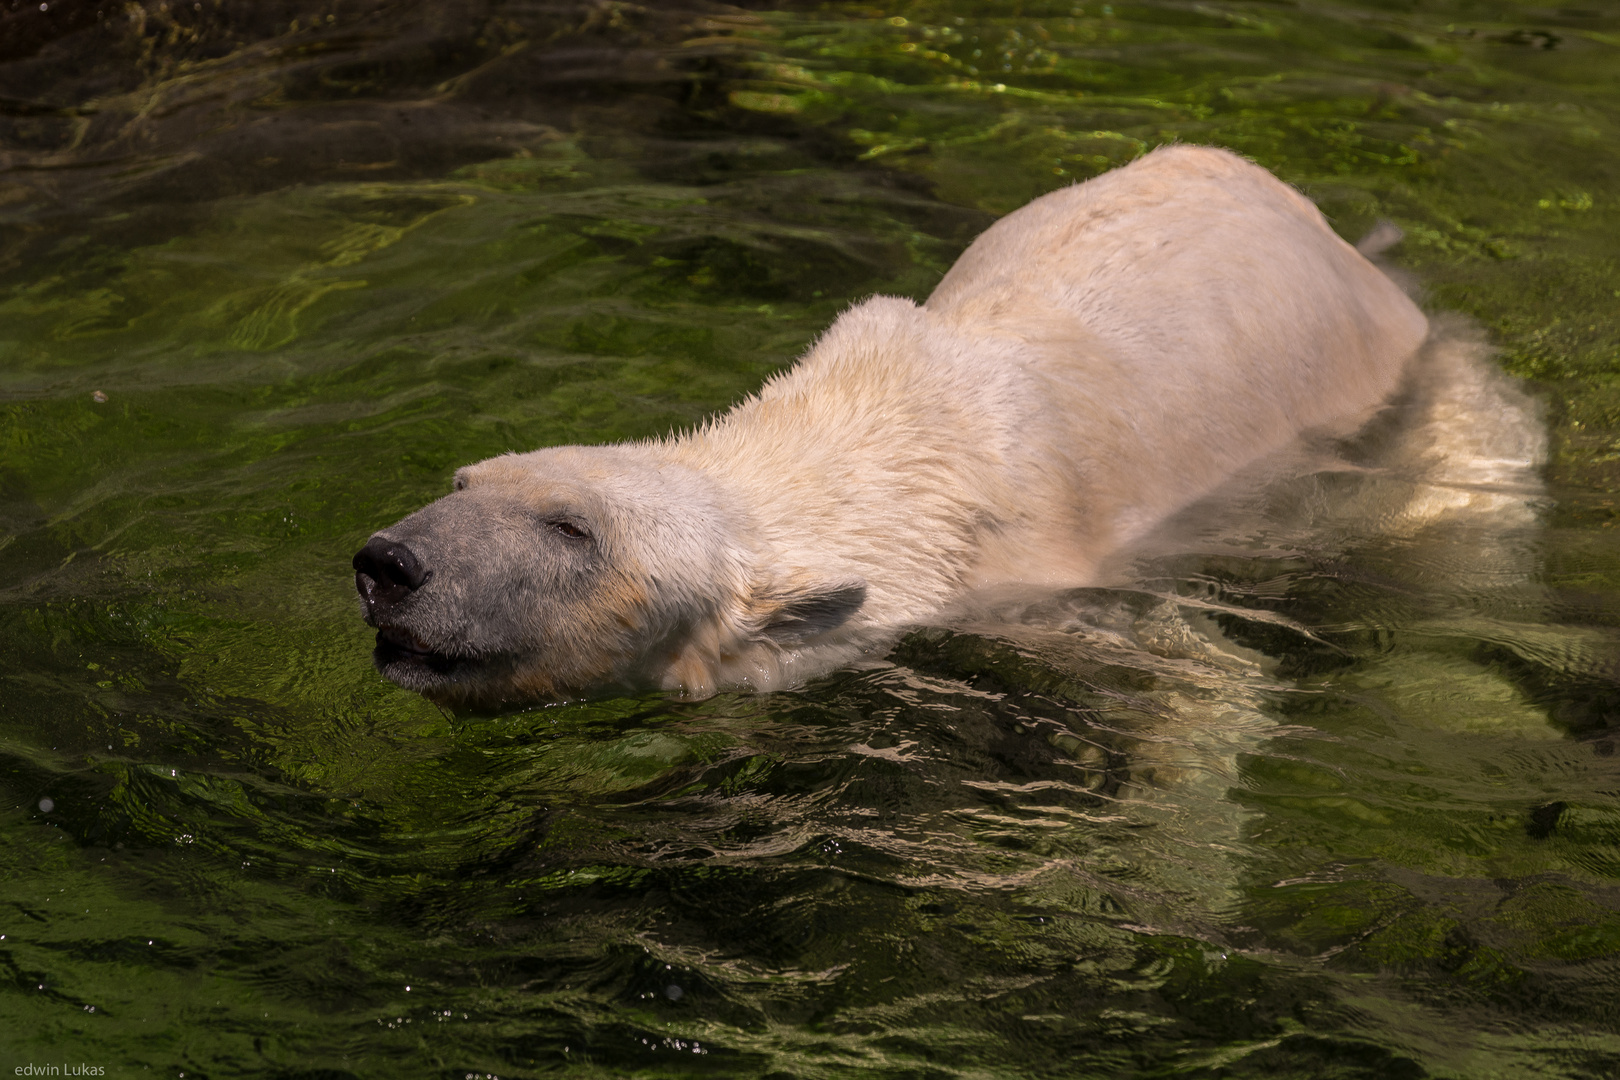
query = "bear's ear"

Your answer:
(755, 577), (867, 645)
